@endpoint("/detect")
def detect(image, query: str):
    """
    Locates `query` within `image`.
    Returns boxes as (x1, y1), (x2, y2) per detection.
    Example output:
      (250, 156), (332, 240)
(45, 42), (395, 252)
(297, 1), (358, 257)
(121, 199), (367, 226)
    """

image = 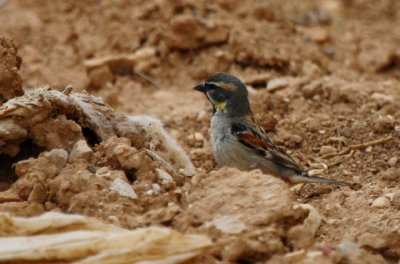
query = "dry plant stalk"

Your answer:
(0, 212), (212, 264)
